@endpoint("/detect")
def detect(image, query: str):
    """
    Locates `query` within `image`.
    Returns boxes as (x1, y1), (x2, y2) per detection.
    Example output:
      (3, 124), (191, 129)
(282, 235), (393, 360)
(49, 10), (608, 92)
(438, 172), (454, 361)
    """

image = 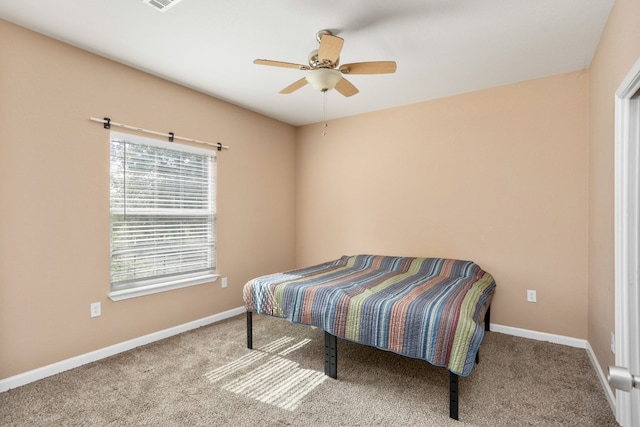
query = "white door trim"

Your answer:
(614, 56), (640, 427)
